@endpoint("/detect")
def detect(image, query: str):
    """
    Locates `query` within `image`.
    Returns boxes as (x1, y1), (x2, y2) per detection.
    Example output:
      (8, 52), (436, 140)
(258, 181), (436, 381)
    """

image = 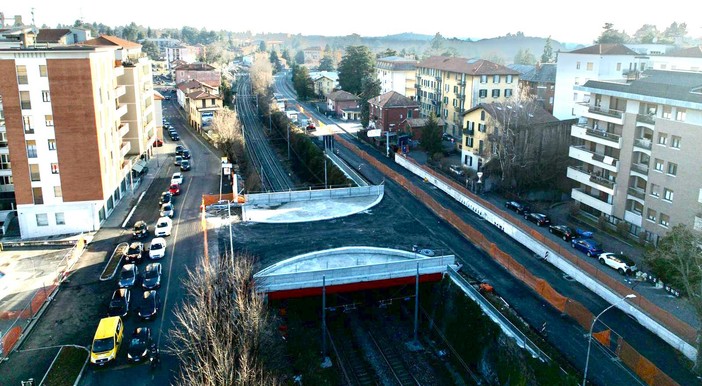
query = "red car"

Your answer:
(153, 139), (164, 147)
(169, 183), (180, 195)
